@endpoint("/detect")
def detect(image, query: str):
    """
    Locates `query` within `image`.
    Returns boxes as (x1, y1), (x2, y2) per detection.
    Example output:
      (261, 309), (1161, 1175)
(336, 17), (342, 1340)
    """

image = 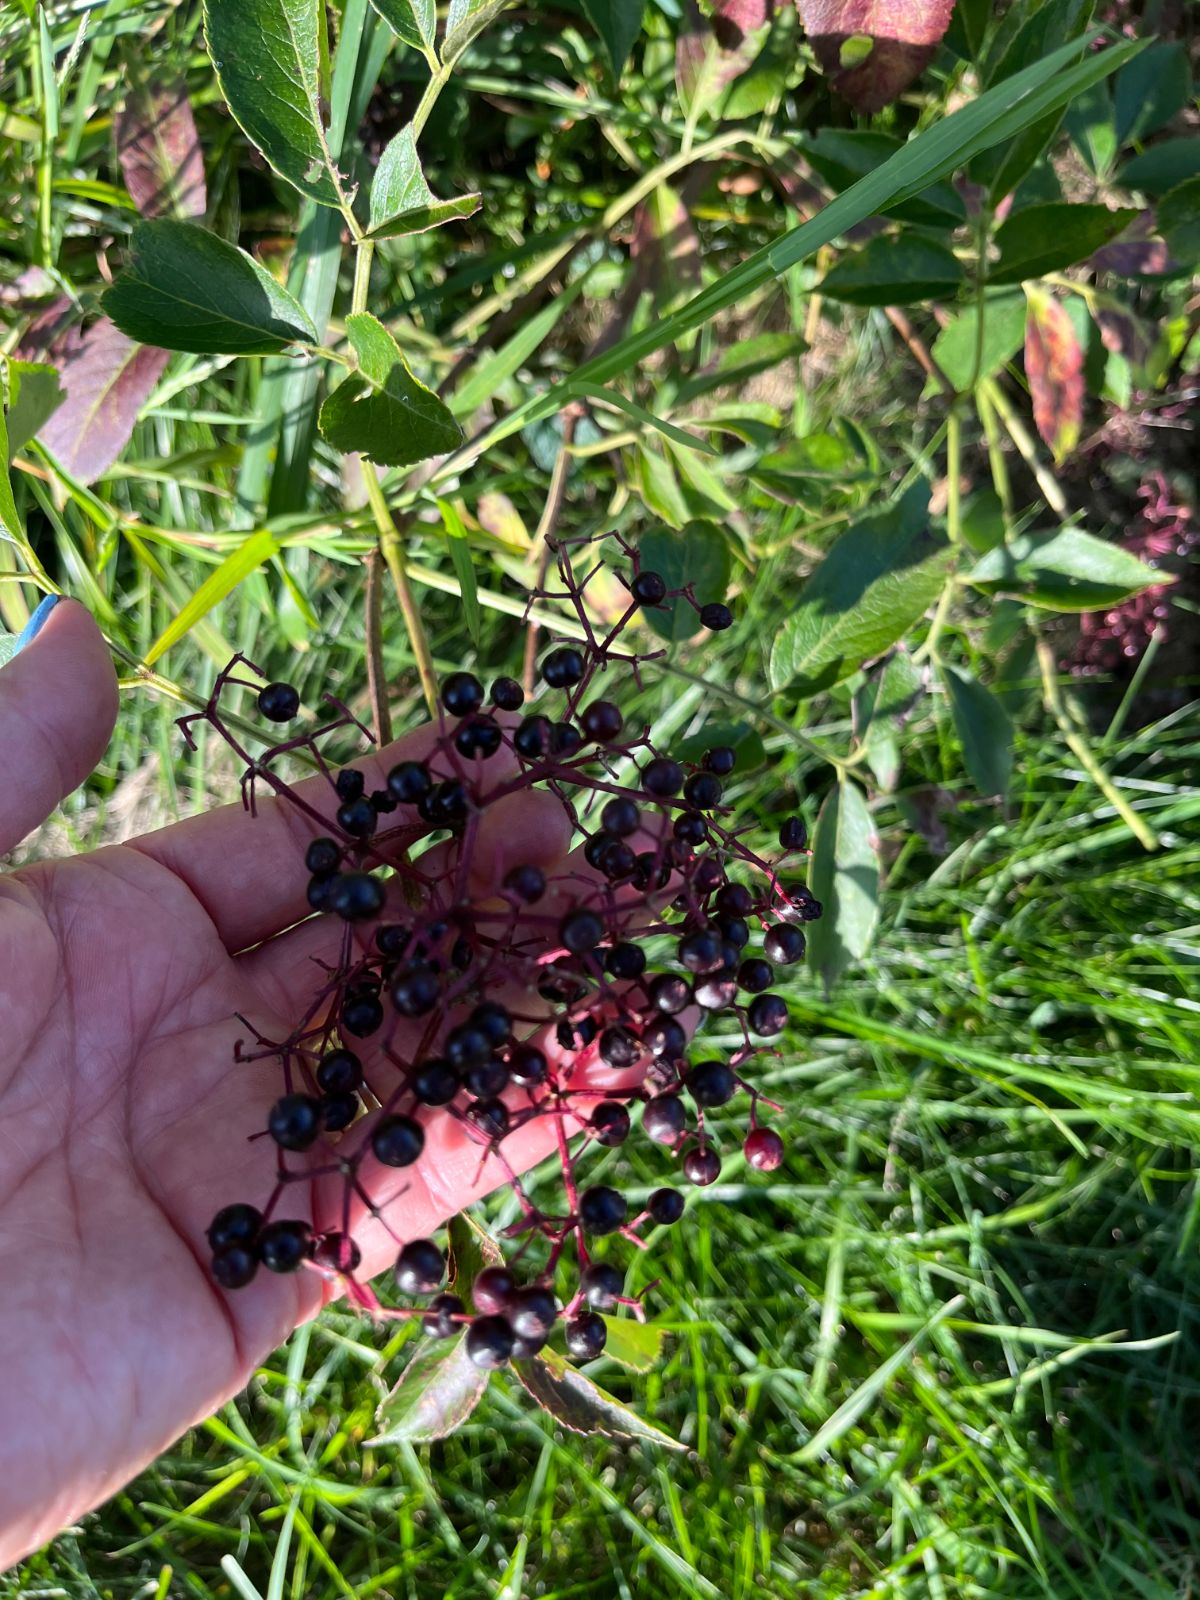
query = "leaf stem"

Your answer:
(361, 459), (438, 717)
